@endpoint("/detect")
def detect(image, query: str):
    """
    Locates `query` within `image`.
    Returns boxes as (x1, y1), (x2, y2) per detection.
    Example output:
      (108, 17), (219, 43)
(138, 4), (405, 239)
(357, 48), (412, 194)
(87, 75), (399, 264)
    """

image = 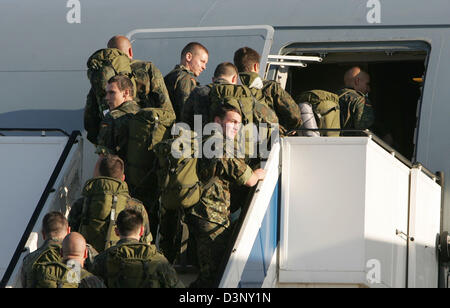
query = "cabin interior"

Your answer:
(276, 41), (428, 161)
